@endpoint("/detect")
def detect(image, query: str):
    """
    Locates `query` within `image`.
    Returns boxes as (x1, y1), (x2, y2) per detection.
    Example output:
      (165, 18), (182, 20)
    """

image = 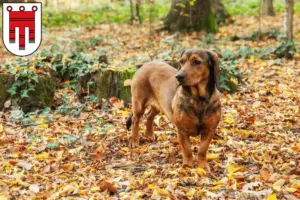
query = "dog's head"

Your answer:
(176, 48), (221, 94)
